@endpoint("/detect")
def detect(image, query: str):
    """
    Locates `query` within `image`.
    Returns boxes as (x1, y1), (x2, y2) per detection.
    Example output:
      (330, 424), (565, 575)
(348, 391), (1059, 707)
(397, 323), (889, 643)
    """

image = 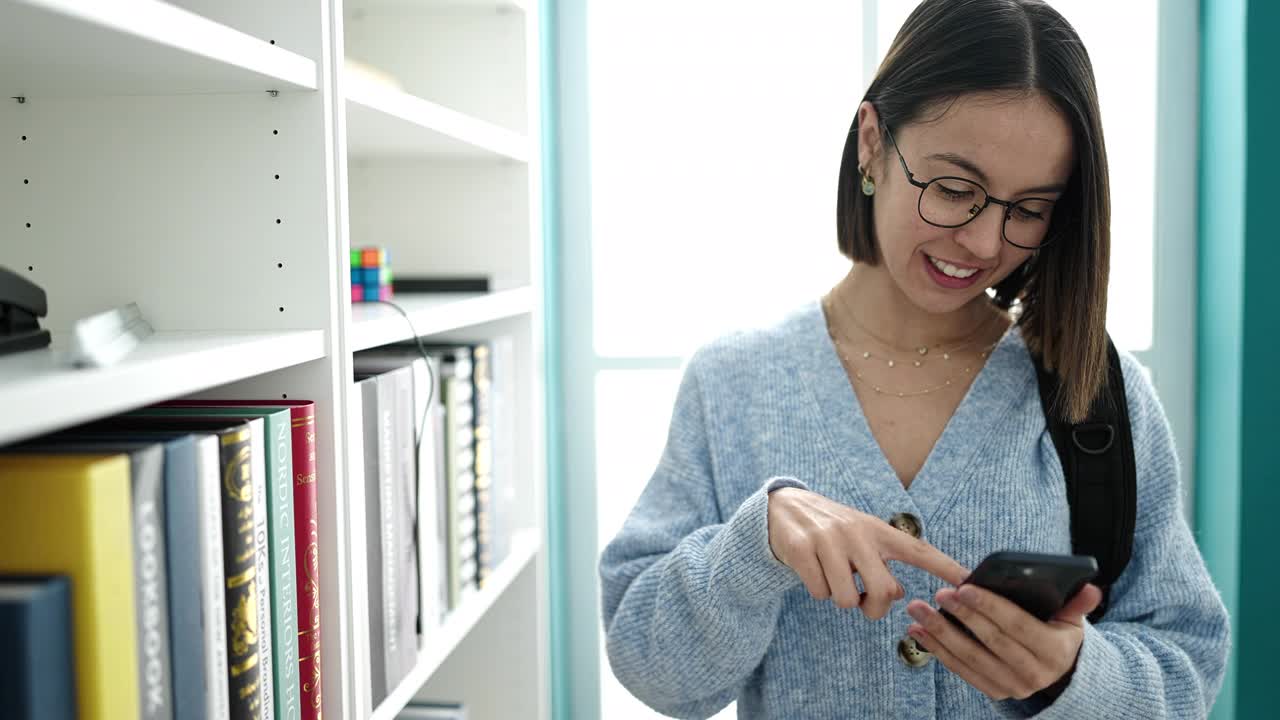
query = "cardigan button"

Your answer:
(897, 636), (933, 668)
(889, 512), (922, 539)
